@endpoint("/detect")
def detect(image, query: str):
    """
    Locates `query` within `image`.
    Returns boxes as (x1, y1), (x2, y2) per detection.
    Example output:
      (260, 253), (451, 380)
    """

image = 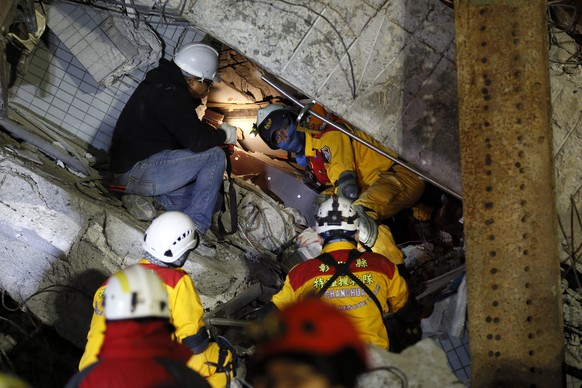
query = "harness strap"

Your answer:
(316, 249), (393, 348)
(316, 250), (384, 317)
(109, 184), (127, 193)
(217, 146), (238, 236)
